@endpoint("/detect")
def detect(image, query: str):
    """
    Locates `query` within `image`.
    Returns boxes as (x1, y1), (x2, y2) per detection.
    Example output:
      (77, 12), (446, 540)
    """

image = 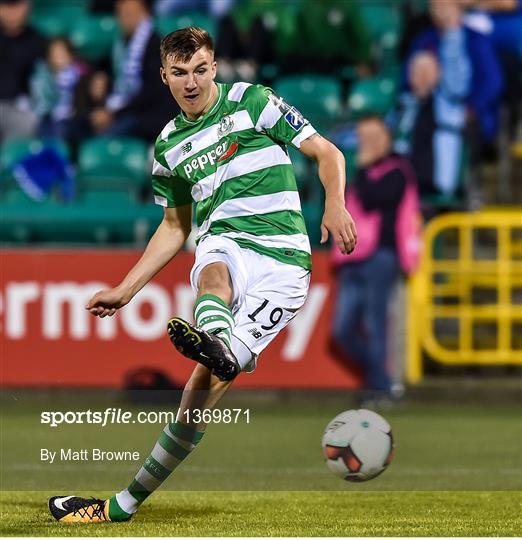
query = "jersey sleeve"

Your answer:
(243, 84), (317, 149)
(151, 146), (192, 208)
